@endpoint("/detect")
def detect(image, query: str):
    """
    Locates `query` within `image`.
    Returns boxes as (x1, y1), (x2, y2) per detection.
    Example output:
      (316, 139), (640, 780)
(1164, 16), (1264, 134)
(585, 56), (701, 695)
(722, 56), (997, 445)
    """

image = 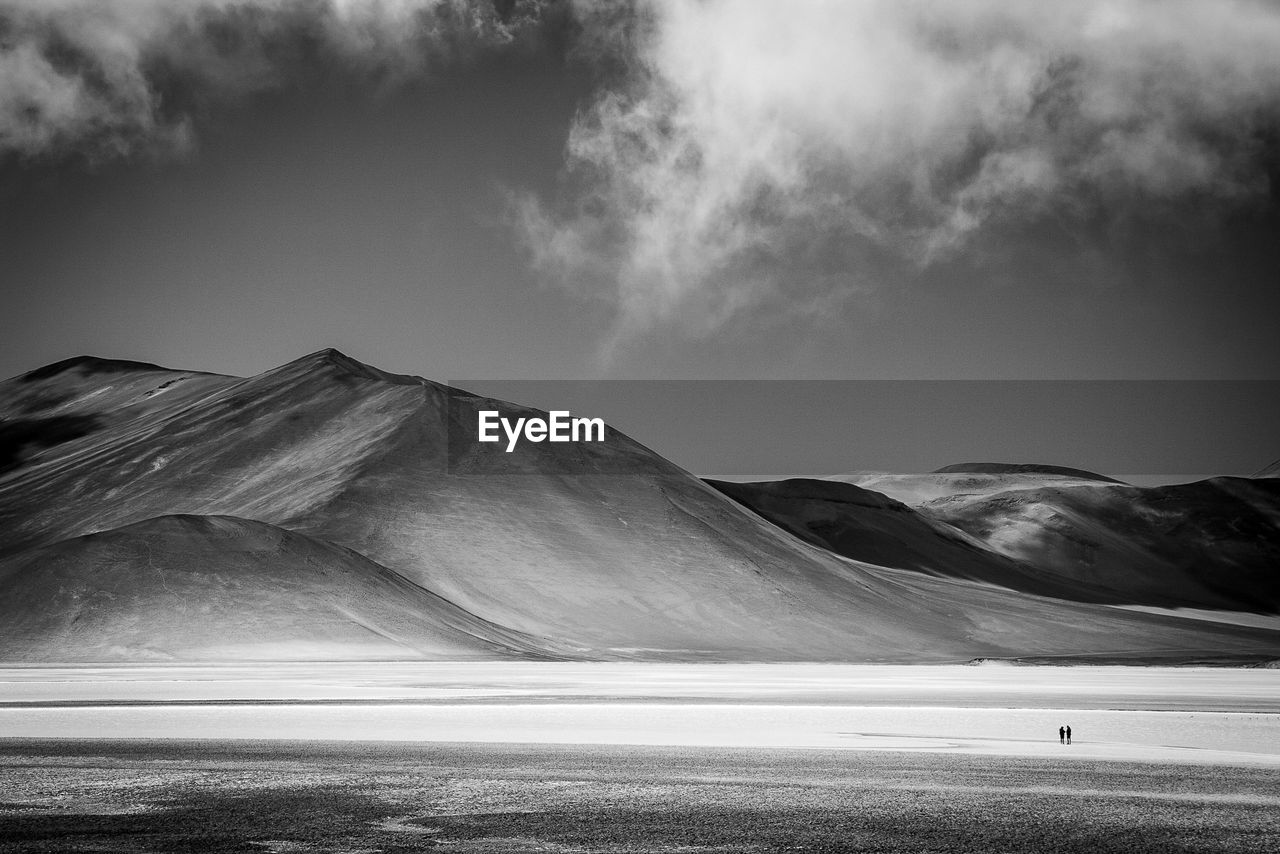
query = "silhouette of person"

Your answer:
(1059, 726), (1065, 744)
(1066, 725), (1072, 745)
